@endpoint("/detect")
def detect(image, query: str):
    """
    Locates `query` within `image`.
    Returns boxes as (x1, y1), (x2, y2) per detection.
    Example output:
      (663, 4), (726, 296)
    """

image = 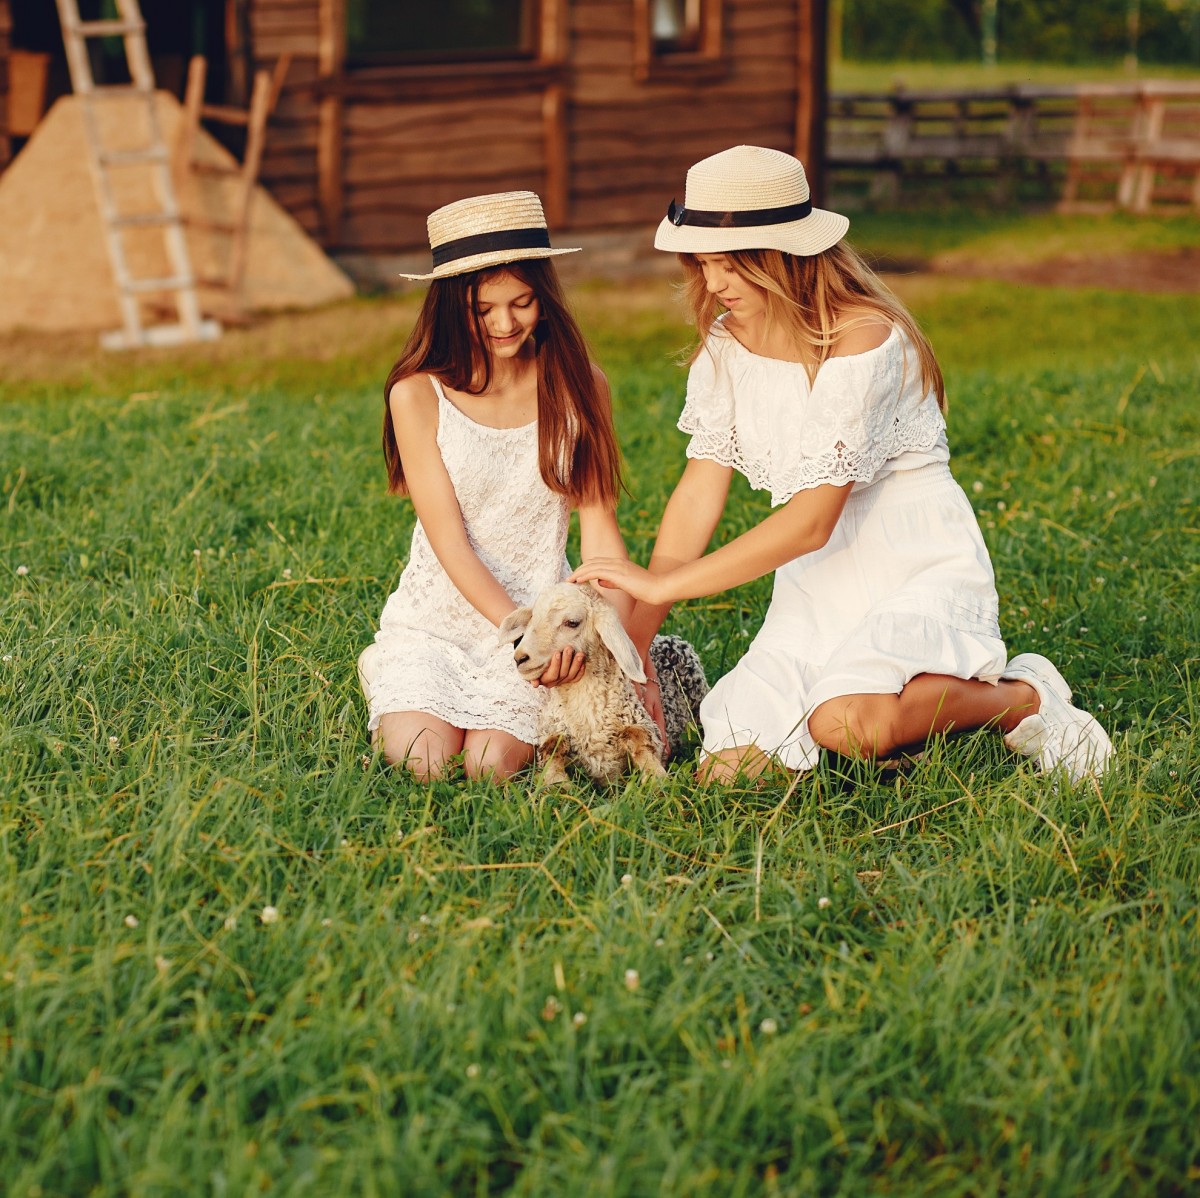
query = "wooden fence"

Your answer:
(827, 81), (1200, 212)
